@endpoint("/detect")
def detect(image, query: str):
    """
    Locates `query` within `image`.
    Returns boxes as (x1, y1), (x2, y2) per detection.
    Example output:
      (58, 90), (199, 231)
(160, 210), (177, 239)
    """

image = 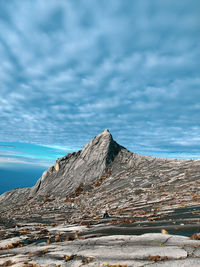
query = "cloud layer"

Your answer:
(0, 0), (200, 158)
(0, 141), (72, 167)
